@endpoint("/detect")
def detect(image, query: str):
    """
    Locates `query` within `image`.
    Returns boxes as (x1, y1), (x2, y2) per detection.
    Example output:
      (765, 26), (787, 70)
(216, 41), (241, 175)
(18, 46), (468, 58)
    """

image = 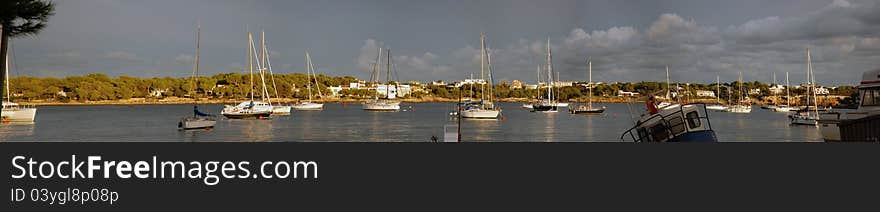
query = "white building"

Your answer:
(748, 88), (762, 95)
(329, 86), (343, 97)
(618, 90), (639, 97)
(374, 84), (411, 99)
(454, 78), (486, 87)
(696, 90), (716, 97)
(815, 87), (830, 95)
(769, 85), (785, 94)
